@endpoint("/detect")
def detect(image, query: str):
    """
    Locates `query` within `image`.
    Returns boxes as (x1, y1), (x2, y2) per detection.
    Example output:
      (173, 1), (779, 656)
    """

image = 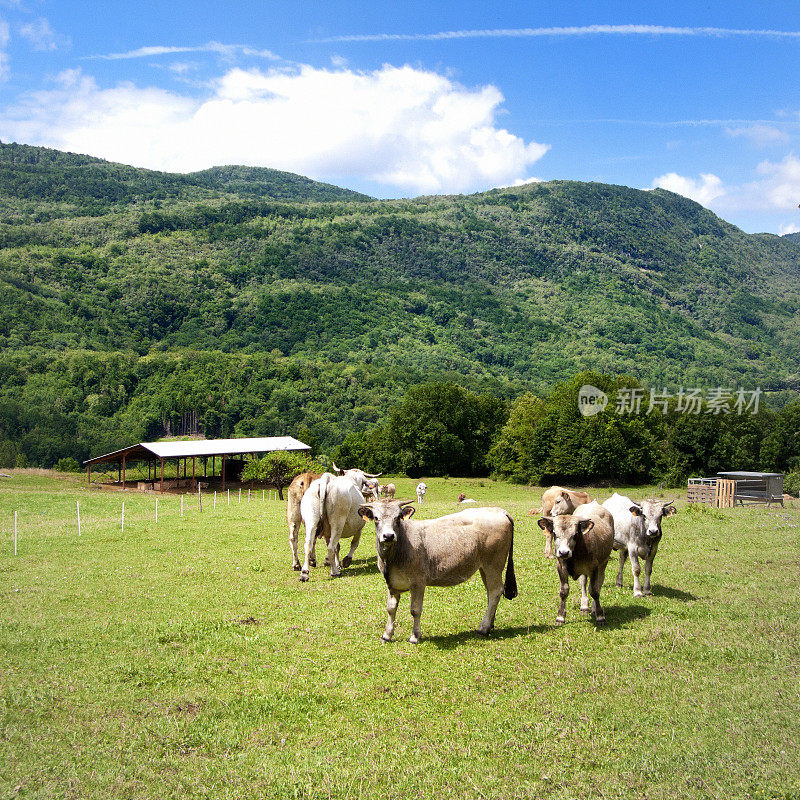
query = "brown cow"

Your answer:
(538, 501), (614, 626)
(530, 486), (593, 558)
(359, 500), (517, 643)
(287, 471), (330, 570)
